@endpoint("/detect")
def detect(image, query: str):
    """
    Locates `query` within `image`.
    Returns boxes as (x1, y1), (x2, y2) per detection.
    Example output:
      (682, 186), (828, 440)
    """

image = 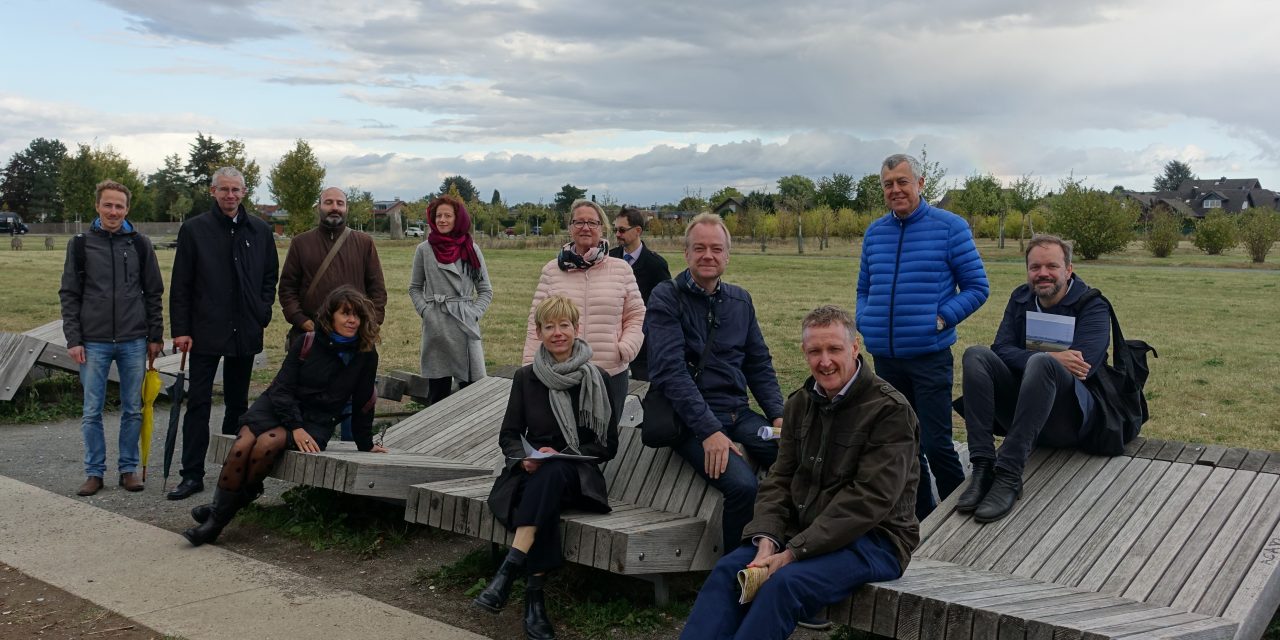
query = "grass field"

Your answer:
(2, 234), (1277, 450)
